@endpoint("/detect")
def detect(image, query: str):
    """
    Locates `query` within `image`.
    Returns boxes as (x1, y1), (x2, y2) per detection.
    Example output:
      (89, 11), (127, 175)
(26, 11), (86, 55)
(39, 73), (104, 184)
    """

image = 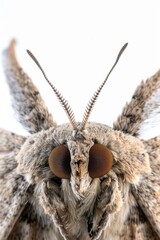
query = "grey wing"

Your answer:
(0, 128), (58, 240)
(131, 136), (160, 238)
(6, 202), (56, 240)
(3, 40), (56, 134)
(113, 69), (160, 238)
(113, 70), (160, 136)
(0, 128), (30, 240)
